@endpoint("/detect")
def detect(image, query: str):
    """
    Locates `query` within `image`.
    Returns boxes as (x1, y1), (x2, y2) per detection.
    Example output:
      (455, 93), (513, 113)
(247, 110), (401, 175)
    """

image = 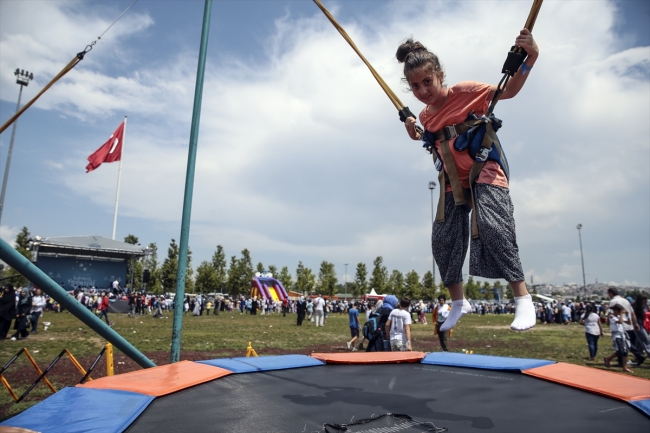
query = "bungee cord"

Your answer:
(312, 0), (405, 112)
(486, 0), (543, 117)
(0, 0), (141, 135)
